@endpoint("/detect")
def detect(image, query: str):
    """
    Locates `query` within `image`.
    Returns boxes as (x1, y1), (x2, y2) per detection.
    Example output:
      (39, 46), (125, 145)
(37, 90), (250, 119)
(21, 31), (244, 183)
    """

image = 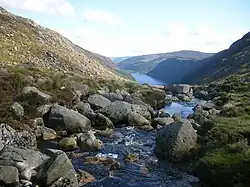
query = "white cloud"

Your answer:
(82, 8), (124, 25)
(0, 0), (75, 17)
